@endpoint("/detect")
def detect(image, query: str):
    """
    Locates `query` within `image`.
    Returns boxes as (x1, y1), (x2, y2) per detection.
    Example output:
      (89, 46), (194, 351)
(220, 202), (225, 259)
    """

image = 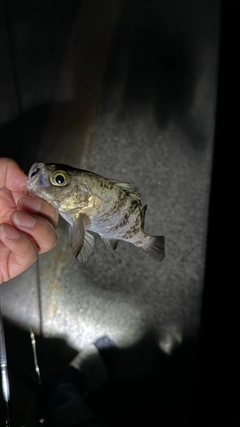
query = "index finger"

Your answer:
(17, 196), (59, 229)
(0, 158), (27, 191)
